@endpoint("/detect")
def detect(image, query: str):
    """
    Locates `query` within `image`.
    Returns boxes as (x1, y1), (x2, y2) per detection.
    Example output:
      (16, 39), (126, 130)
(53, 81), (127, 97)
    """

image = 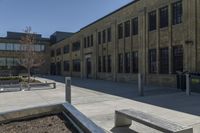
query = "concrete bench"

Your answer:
(0, 80), (19, 85)
(29, 82), (56, 90)
(115, 109), (193, 133)
(62, 103), (106, 133)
